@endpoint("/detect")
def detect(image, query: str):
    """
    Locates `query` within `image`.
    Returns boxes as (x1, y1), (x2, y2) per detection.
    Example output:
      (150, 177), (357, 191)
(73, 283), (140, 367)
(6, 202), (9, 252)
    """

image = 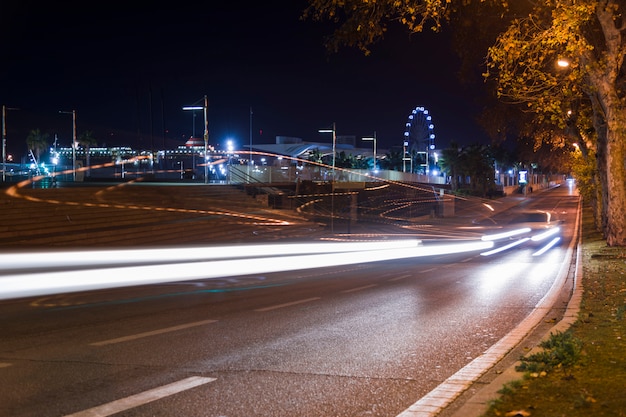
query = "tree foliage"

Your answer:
(25, 129), (49, 162)
(439, 142), (496, 197)
(78, 130), (98, 176)
(303, 0), (509, 55)
(486, 0), (626, 246)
